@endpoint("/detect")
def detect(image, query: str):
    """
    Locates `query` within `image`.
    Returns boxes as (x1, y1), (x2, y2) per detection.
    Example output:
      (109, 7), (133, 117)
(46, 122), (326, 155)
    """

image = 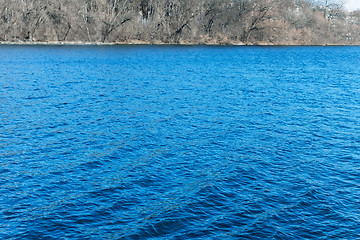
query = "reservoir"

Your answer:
(1, 45), (359, 239)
